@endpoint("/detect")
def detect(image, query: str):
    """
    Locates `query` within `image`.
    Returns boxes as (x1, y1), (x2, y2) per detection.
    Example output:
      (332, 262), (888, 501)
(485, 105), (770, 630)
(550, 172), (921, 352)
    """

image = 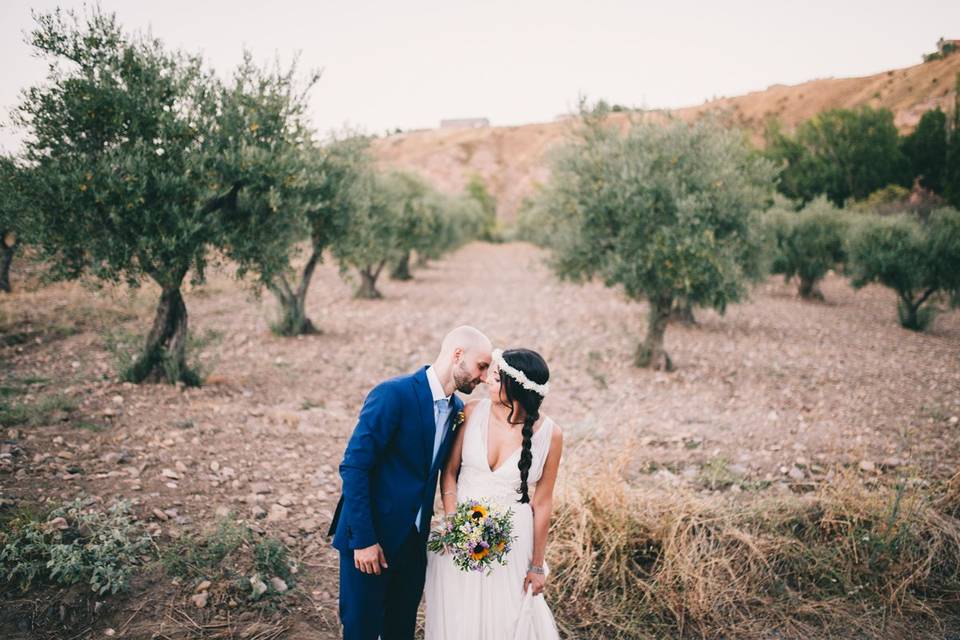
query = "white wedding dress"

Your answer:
(424, 399), (561, 640)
